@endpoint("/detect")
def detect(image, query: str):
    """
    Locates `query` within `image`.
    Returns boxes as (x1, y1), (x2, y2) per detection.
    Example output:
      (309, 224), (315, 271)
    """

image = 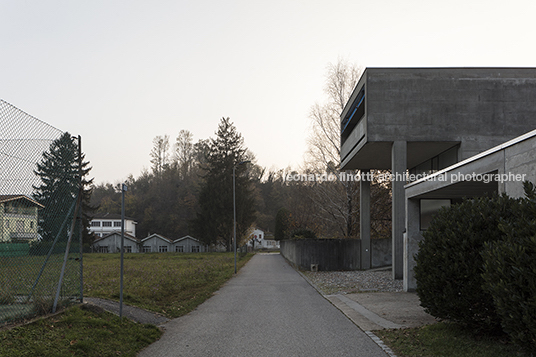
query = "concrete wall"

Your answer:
(371, 238), (391, 268)
(367, 68), (536, 143)
(504, 134), (536, 198)
(281, 239), (361, 271)
(281, 238), (392, 271)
